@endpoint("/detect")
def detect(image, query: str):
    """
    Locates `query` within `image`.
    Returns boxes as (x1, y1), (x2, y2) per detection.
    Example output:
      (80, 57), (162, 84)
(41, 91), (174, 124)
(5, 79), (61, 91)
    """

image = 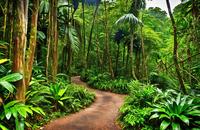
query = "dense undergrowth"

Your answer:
(80, 70), (129, 94)
(118, 81), (200, 130)
(80, 69), (200, 130)
(0, 71), (95, 130)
